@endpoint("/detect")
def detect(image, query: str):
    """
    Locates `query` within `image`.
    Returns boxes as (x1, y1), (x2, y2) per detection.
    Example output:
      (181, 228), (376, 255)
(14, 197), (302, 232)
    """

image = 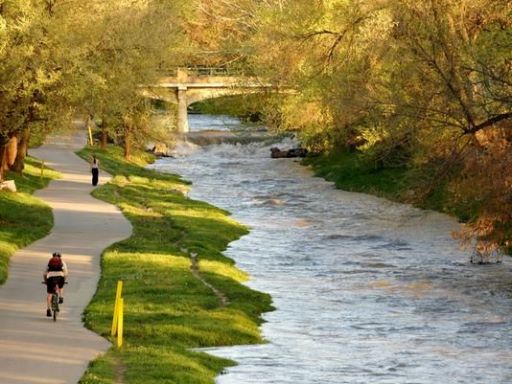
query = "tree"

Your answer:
(204, 0), (512, 255)
(65, 1), (186, 157)
(0, 0), (189, 173)
(0, 0), (86, 179)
